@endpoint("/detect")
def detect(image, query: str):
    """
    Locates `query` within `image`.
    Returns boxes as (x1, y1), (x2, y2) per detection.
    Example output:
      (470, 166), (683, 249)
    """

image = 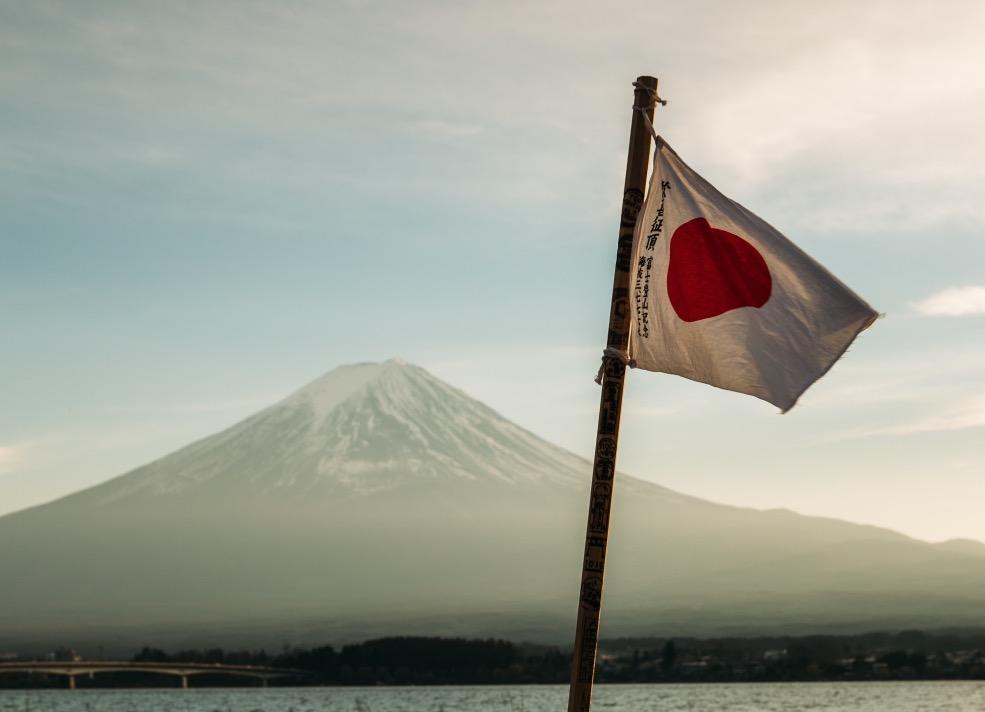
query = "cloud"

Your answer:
(0, 445), (23, 474)
(914, 286), (985, 317)
(412, 119), (483, 139)
(5, 1), (985, 233)
(835, 392), (985, 440)
(0, 414), (270, 517)
(802, 340), (985, 409)
(874, 395), (985, 437)
(103, 397), (276, 416)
